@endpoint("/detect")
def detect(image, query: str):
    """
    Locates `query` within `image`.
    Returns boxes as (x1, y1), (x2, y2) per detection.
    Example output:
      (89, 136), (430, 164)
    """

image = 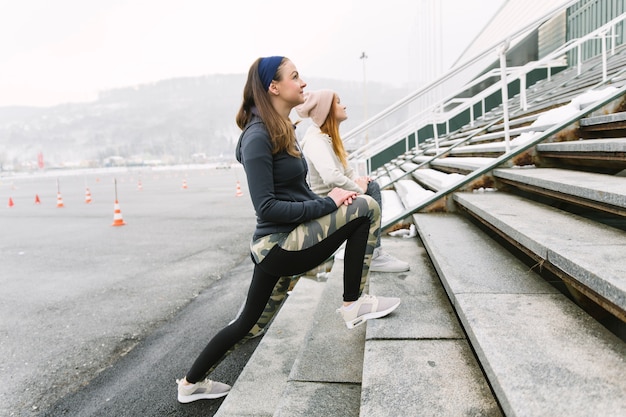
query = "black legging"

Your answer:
(185, 216), (370, 383)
